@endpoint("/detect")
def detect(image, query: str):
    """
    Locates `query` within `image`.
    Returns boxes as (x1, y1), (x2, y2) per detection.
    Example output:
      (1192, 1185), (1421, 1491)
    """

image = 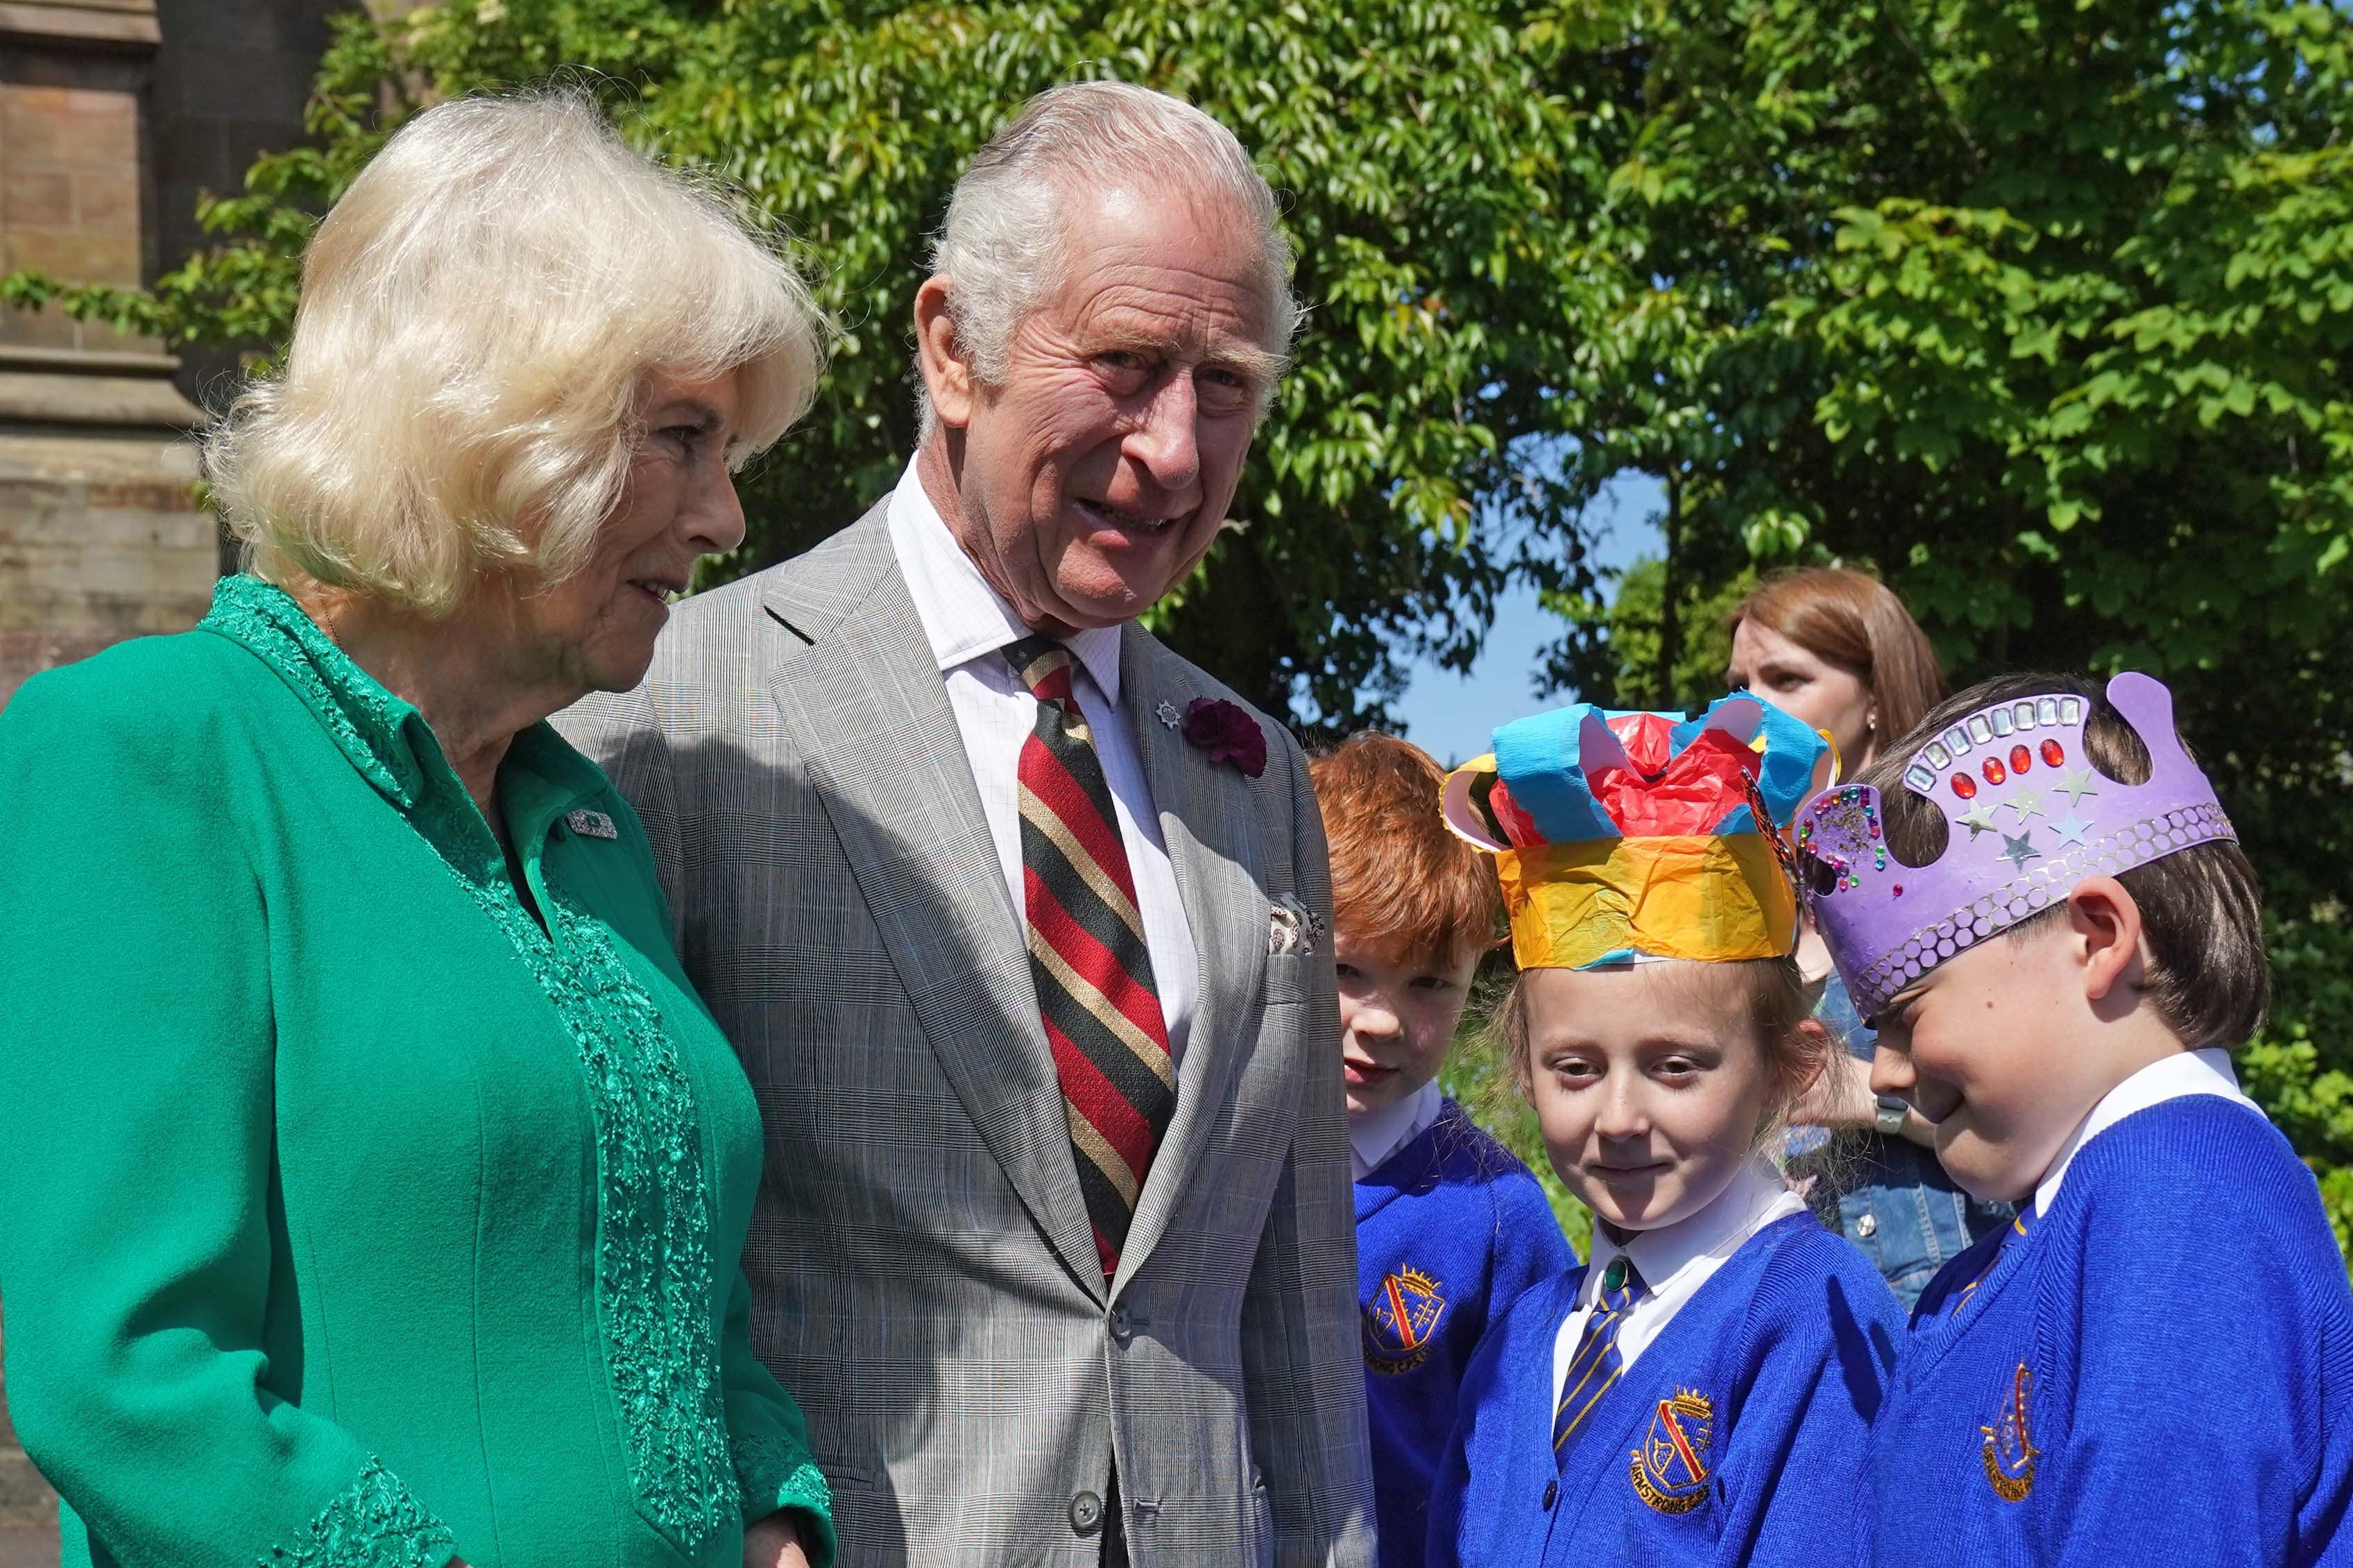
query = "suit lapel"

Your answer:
(762, 507), (1106, 1297)
(1115, 628), (1272, 1288)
